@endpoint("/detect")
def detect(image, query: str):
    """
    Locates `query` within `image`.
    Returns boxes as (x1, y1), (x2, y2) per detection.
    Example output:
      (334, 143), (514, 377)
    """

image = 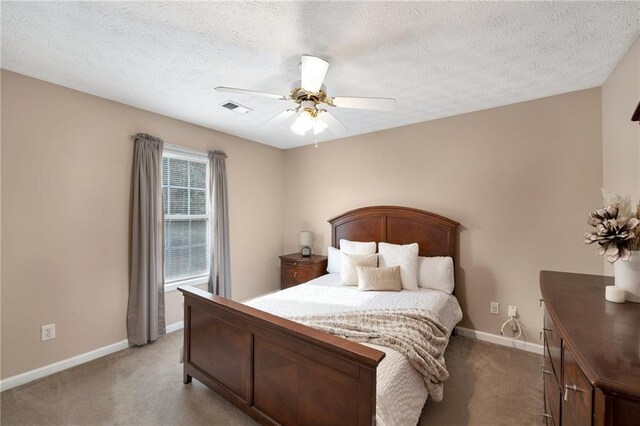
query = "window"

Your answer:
(162, 149), (210, 286)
